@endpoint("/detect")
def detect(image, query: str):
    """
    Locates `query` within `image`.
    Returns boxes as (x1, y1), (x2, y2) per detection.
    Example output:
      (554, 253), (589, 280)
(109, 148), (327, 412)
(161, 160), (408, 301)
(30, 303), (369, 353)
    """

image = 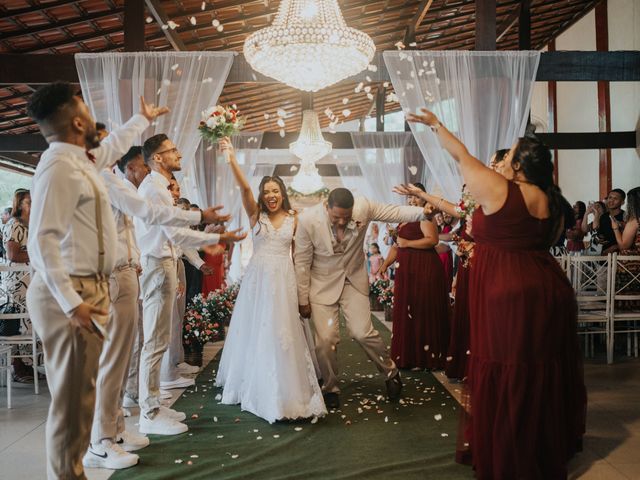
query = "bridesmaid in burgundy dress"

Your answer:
(409, 109), (586, 479)
(380, 183), (450, 370)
